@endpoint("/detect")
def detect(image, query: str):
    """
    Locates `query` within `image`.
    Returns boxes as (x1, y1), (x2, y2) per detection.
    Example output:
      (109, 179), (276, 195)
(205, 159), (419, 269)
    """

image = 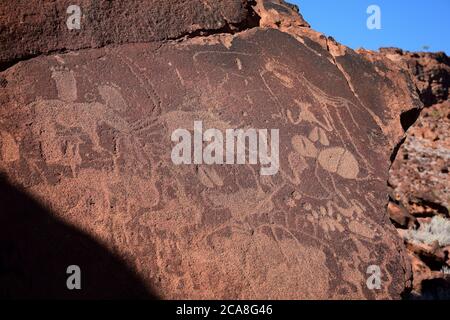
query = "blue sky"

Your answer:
(290, 0), (450, 54)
